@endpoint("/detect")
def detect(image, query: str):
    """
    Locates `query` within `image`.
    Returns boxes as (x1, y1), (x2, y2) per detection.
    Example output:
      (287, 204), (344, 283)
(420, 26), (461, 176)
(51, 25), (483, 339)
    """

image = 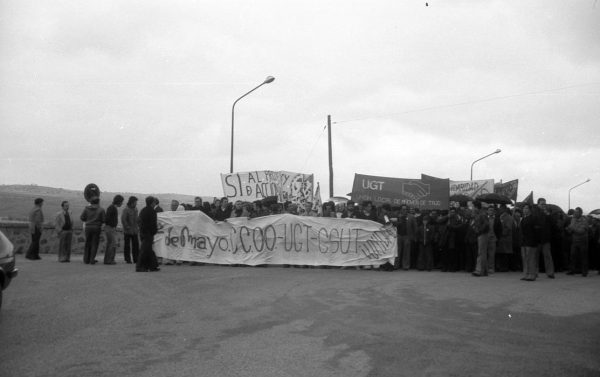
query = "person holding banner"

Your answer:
(136, 196), (160, 273)
(214, 197), (232, 221)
